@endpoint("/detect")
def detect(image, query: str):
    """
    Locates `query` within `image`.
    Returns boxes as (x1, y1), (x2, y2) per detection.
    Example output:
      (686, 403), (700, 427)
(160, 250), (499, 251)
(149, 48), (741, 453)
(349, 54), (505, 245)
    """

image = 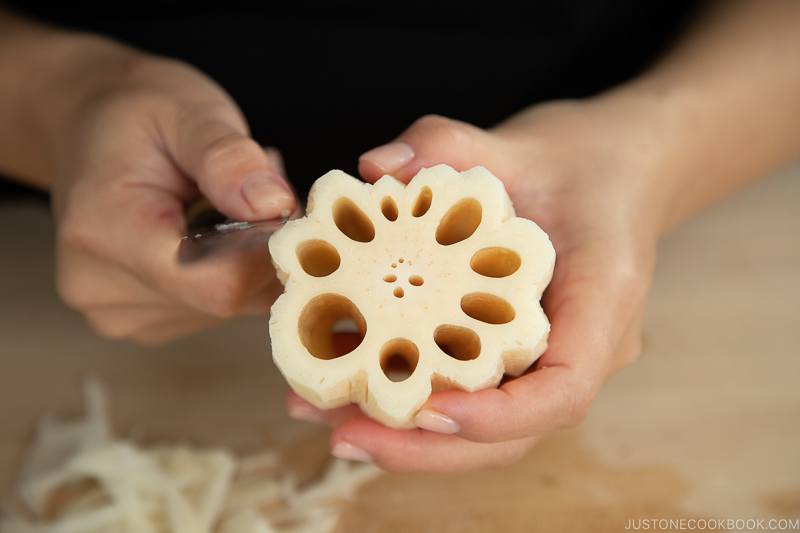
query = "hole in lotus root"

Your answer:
(296, 240), (340, 277)
(384, 274), (397, 282)
(434, 325), (481, 361)
(381, 197), (398, 221)
(393, 287), (405, 298)
(470, 247), (521, 278)
(436, 198), (482, 245)
(299, 294), (366, 359)
(408, 275), (424, 286)
(380, 338), (419, 382)
(461, 293), (515, 324)
(333, 198), (375, 242)
(412, 186), (432, 217)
